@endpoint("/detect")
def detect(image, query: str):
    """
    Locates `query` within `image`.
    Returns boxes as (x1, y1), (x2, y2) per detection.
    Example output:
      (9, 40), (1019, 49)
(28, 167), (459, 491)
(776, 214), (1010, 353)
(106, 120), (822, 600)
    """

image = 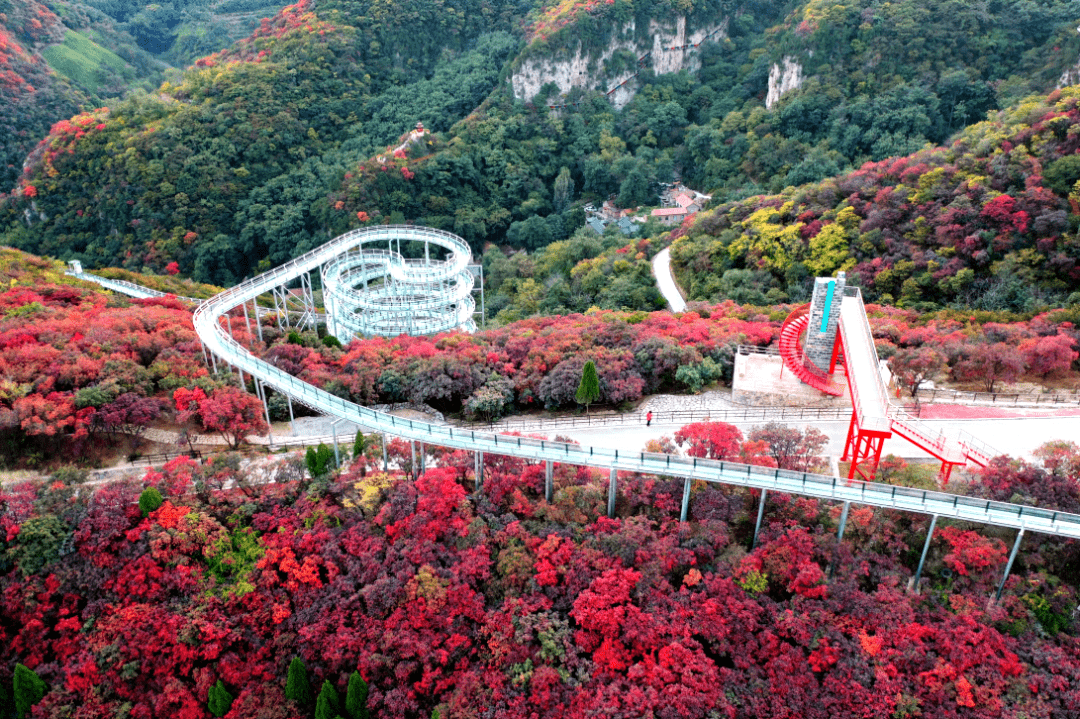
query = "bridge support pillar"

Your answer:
(996, 528), (1025, 600)
(381, 433), (388, 471)
(843, 412), (888, 481)
(476, 451), (484, 490)
(410, 441), (417, 480)
(331, 419), (341, 468)
(419, 442), (425, 475)
(545, 460), (553, 502)
(938, 461), (962, 485)
(256, 379), (273, 445)
(913, 514), (937, 593)
(829, 500), (851, 580)
(680, 478), (691, 523)
(607, 468), (617, 518)
(752, 489), (768, 550)
(286, 395), (295, 435)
